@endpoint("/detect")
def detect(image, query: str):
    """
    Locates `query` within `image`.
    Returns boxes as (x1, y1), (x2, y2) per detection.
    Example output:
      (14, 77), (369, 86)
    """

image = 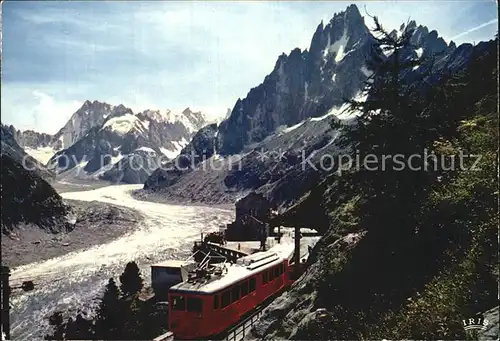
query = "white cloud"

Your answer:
(31, 91), (82, 134)
(1, 87), (82, 134)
